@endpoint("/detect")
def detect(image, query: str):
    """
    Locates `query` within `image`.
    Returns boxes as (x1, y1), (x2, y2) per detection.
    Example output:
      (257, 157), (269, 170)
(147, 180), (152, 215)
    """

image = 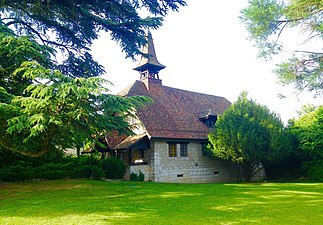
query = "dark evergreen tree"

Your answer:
(208, 92), (291, 181)
(0, 0), (185, 156)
